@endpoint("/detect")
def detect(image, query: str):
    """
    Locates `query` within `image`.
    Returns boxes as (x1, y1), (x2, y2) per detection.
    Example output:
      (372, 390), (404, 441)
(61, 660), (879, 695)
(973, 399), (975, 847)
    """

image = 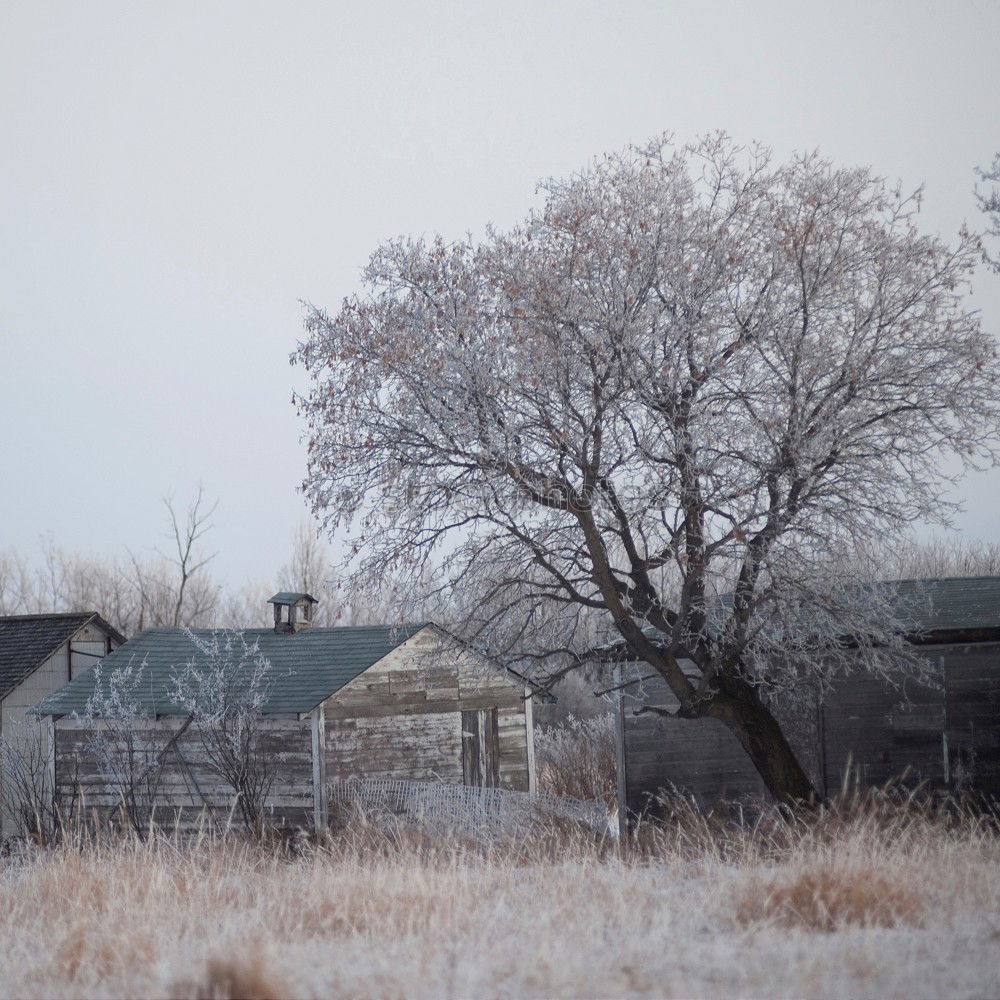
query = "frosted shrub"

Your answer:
(170, 629), (279, 838)
(535, 713), (616, 807)
(77, 657), (166, 836)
